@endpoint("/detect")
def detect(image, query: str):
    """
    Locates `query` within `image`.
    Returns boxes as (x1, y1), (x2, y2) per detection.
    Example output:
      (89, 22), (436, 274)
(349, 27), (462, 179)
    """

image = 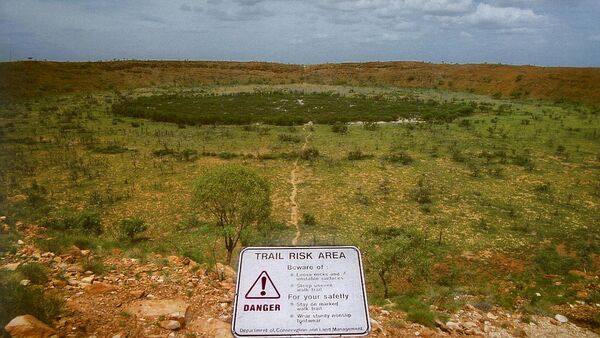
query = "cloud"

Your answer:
(0, 0), (597, 66)
(403, 0), (473, 16)
(318, 0), (388, 12)
(137, 14), (166, 23)
(207, 5), (273, 21)
(180, 3), (205, 12)
(466, 3), (546, 29)
(319, 0), (474, 16)
(233, 0), (267, 6)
